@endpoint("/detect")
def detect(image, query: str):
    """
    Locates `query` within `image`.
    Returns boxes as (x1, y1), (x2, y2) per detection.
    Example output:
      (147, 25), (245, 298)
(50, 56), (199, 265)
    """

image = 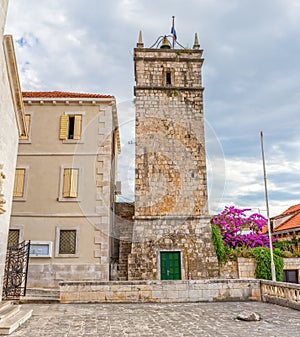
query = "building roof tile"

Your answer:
(263, 203), (300, 234)
(282, 203), (300, 215)
(22, 91), (113, 99)
(274, 212), (300, 232)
